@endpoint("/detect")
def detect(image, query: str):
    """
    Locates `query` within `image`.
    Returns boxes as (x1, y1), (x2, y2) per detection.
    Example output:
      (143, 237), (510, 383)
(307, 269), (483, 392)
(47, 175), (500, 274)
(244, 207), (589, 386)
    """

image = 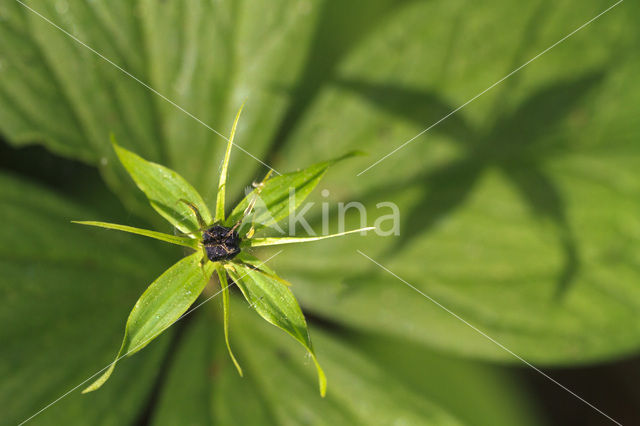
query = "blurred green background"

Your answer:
(1, 0), (639, 424)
